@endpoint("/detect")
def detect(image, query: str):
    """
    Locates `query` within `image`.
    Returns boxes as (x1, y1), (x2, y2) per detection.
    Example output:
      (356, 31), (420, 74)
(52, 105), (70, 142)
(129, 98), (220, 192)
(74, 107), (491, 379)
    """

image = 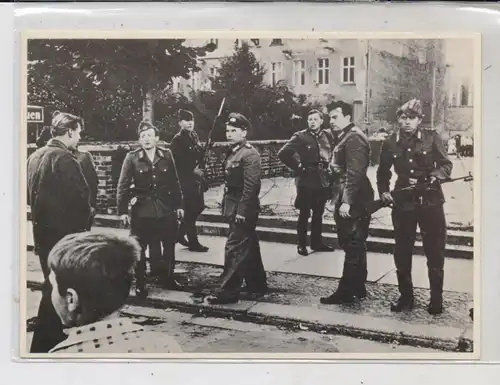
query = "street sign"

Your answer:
(27, 105), (44, 123)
